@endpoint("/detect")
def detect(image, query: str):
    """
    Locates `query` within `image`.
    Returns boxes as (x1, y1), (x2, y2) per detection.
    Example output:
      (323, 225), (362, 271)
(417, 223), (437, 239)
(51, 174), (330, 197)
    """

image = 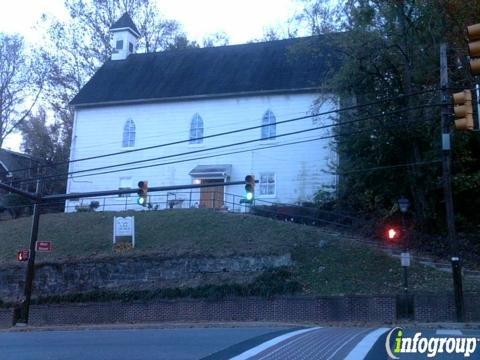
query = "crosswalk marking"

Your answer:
(436, 329), (463, 335)
(344, 327), (390, 360)
(231, 327), (321, 360)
